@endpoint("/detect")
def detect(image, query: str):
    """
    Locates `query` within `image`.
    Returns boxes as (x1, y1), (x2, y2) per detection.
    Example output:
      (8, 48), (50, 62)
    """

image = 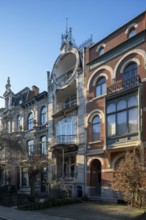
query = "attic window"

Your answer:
(125, 23), (138, 39)
(128, 28), (136, 38)
(99, 47), (104, 56)
(96, 43), (106, 56)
